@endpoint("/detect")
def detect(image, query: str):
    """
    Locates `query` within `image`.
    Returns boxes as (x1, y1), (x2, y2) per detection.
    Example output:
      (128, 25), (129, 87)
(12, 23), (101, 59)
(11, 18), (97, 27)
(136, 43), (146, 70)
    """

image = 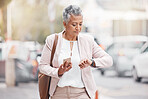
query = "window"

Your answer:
(143, 47), (148, 53)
